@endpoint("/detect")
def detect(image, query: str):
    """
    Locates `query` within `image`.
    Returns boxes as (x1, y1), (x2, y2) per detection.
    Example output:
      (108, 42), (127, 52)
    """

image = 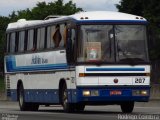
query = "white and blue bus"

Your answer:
(4, 11), (150, 113)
